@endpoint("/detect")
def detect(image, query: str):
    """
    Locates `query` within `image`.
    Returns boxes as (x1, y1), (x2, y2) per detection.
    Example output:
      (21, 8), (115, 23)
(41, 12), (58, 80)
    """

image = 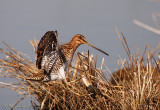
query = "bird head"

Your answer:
(72, 34), (87, 44)
(73, 34), (109, 56)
